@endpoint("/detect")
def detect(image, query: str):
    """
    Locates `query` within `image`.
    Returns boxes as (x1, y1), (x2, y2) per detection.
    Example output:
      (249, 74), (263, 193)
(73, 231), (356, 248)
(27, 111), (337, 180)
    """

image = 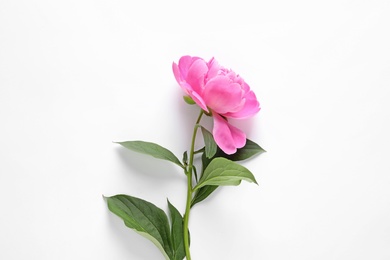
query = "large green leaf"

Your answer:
(191, 140), (264, 206)
(106, 195), (173, 259)
(116, 141), (183, 168)
(194, 158), (258, 190)
(216, 139), (265, 161)
(200, 127), (217, 159)
(167, 200), (186, 260)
